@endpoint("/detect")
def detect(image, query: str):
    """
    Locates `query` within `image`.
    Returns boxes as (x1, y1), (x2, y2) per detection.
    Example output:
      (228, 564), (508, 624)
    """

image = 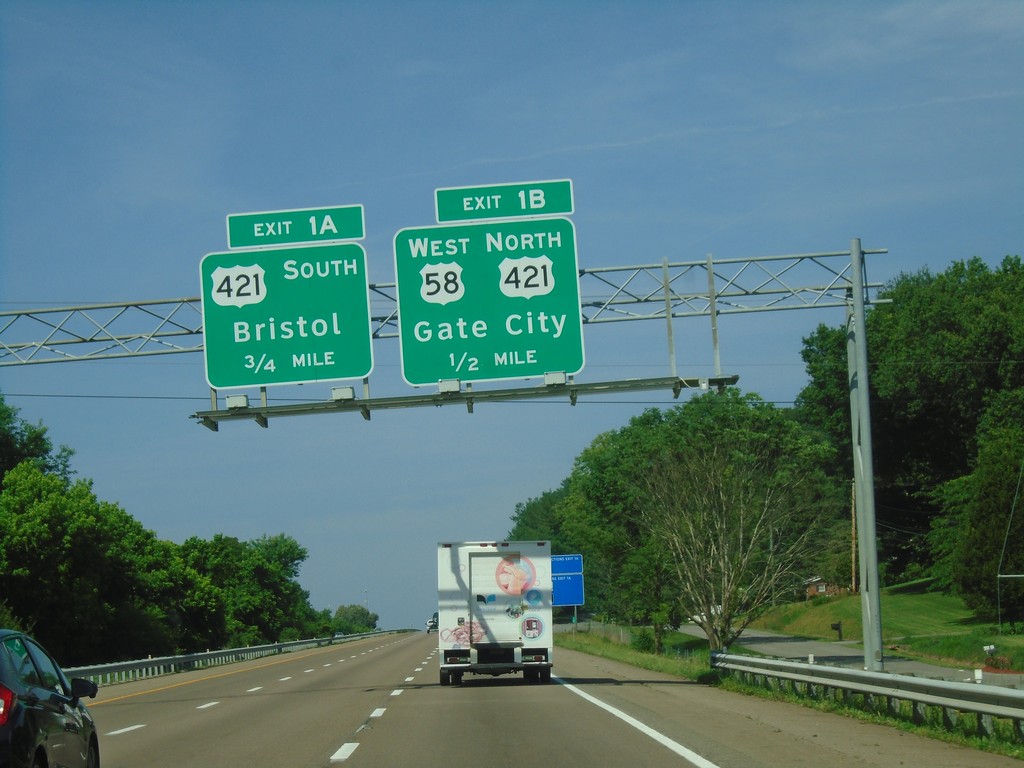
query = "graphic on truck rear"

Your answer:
(440, 621), (484, 647)
(438, 552), (548, 651)
(496, 555), (535, 595)
(464, 553), (547, 645)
